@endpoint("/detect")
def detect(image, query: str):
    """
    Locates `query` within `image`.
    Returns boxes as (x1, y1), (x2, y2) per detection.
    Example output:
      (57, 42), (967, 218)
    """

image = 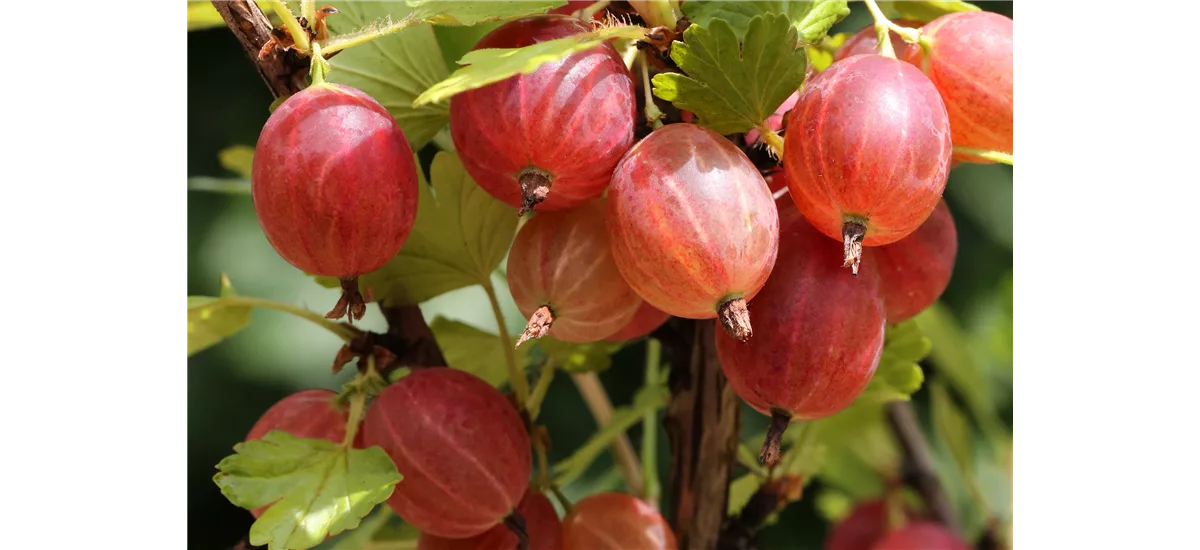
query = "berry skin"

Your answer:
(417, 489), (562, 550)
(244, 389), (351, 518)
(833, 21), (923, 62)
(508, 199), (643, 346)
(252, 82), (419, 322)
(450, 15), (635, 215)
(362, 368), (532, 539)
(904, 12), (1013, 163)
(562, 492), (675, 550)
(715, 211), (885, 466)
(825, 499), (918, 550)
(608, 123), (780, 342)
(782, 54), (952, 275)
(868, 200), (957, 323)
(870, 521), (971, 550)
(604, 301), (671, 342)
